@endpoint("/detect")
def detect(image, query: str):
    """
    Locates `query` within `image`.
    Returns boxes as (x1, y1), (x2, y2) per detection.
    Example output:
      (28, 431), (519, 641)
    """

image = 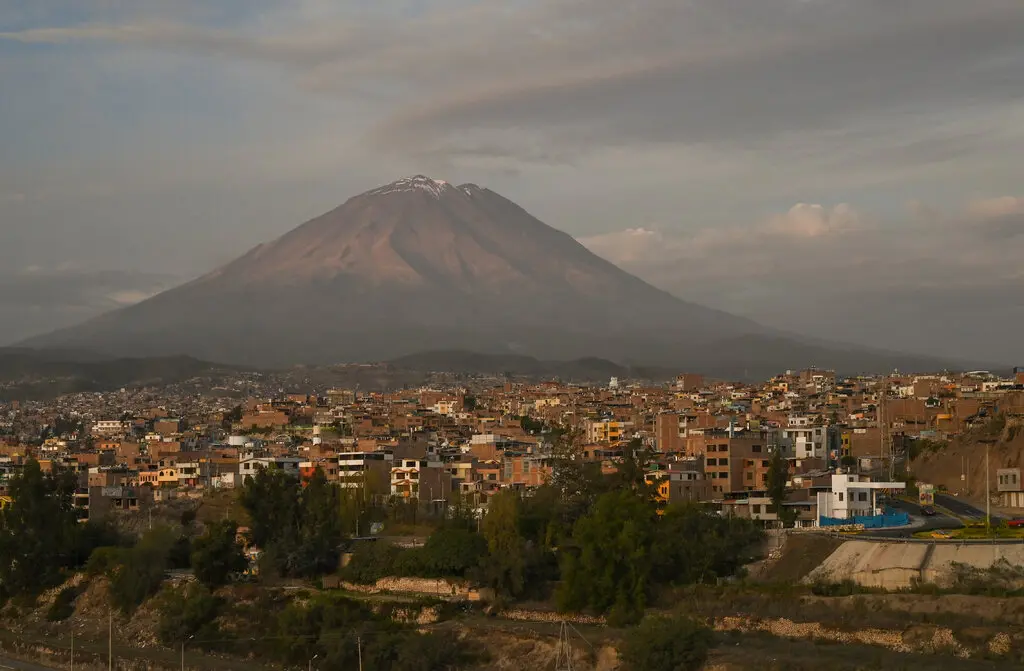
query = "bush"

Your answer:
(85, 547), (124, 577)
(109, 527), (176, 613)
(157, 583), (223, 647)
(46, 585), (80, 621)
(620, 616), (714, 671)
(191, 520), (247, 588)
(809, 579), (861, 597)
(342, 541), (403, 584)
